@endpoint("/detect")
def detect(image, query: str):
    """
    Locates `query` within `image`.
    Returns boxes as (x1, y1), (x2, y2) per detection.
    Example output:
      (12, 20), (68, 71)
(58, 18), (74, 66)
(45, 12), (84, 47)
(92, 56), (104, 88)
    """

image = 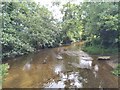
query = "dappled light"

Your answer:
(1, 0), (119, 89)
